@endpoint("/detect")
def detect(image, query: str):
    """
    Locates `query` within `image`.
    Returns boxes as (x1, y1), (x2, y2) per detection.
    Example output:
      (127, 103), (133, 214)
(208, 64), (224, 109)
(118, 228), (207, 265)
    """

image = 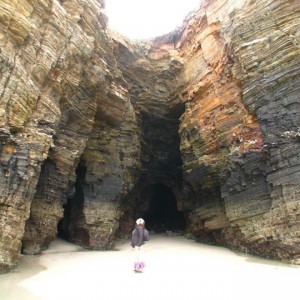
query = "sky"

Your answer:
(105, 0), (201, 39)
